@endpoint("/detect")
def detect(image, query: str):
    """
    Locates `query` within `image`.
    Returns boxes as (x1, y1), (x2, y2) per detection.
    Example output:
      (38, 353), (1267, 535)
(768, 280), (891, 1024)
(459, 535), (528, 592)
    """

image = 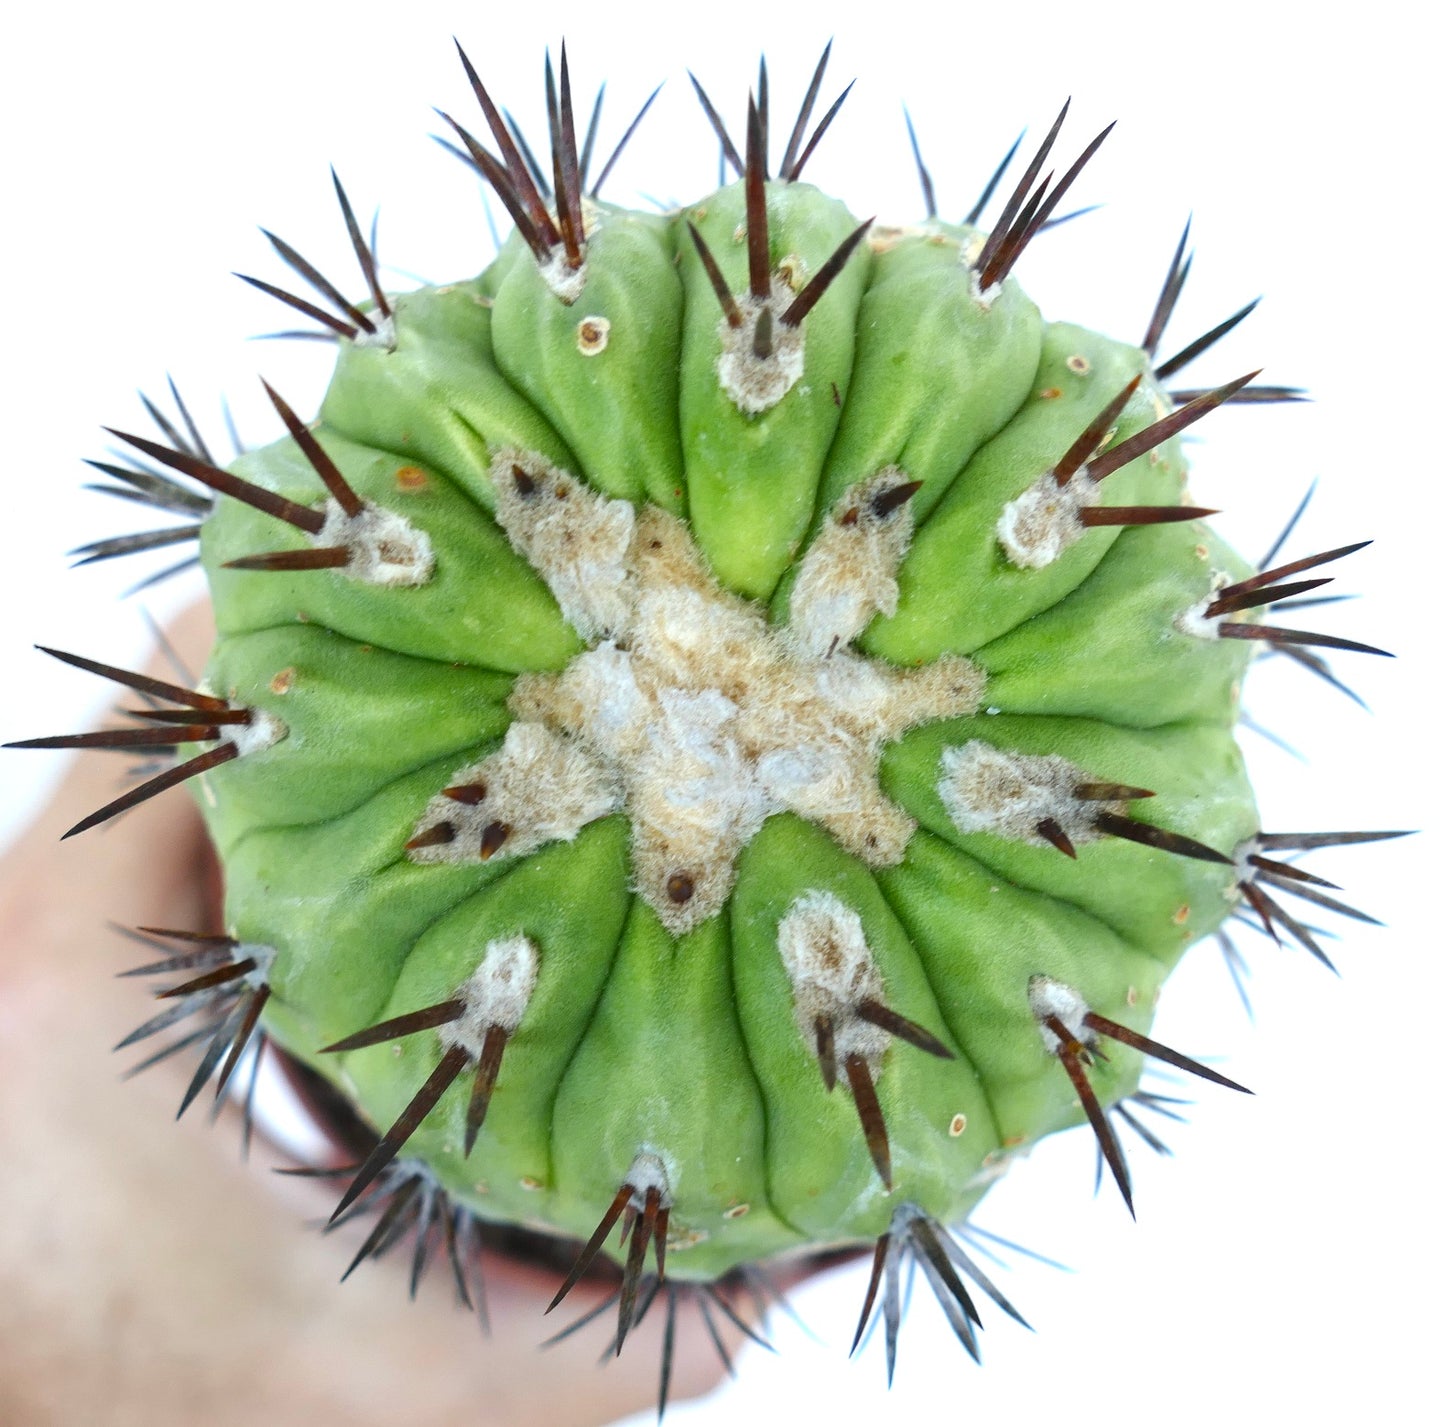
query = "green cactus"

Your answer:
(7, 38), (1405, 1407)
